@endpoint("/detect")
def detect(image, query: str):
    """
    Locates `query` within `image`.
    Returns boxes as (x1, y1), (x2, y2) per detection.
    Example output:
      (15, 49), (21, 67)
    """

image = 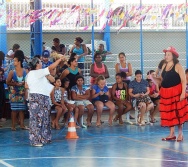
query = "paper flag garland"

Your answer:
(4, 3), (188, 31)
